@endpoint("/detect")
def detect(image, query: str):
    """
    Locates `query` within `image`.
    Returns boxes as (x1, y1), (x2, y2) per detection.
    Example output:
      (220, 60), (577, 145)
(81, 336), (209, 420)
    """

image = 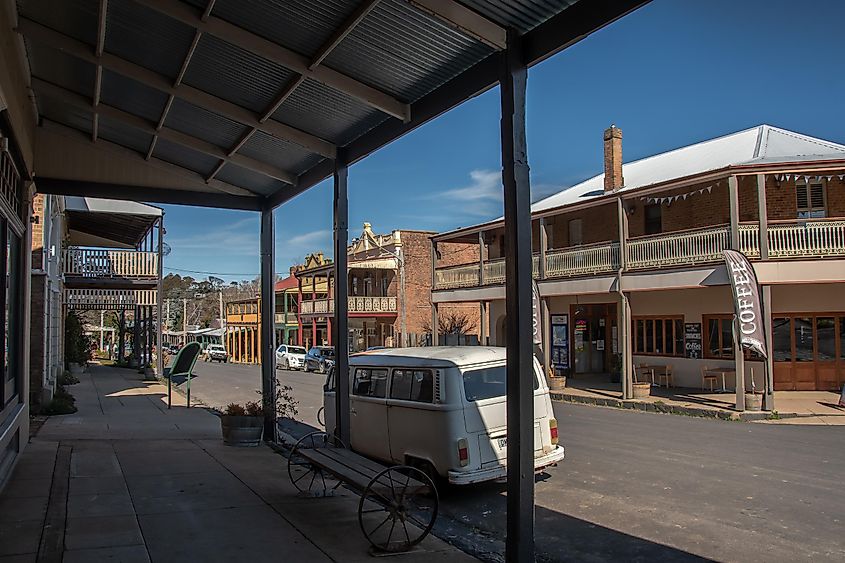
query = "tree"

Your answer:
(423, 310), (477, 335)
